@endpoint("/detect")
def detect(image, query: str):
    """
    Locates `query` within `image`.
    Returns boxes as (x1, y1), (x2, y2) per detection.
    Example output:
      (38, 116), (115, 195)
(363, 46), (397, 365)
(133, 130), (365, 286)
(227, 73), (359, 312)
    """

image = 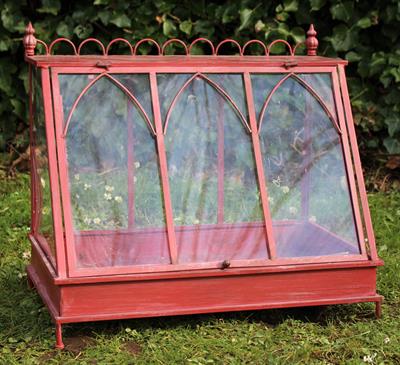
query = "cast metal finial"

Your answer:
(23, 22), (37, 57)
(306, 24), (318, 56)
